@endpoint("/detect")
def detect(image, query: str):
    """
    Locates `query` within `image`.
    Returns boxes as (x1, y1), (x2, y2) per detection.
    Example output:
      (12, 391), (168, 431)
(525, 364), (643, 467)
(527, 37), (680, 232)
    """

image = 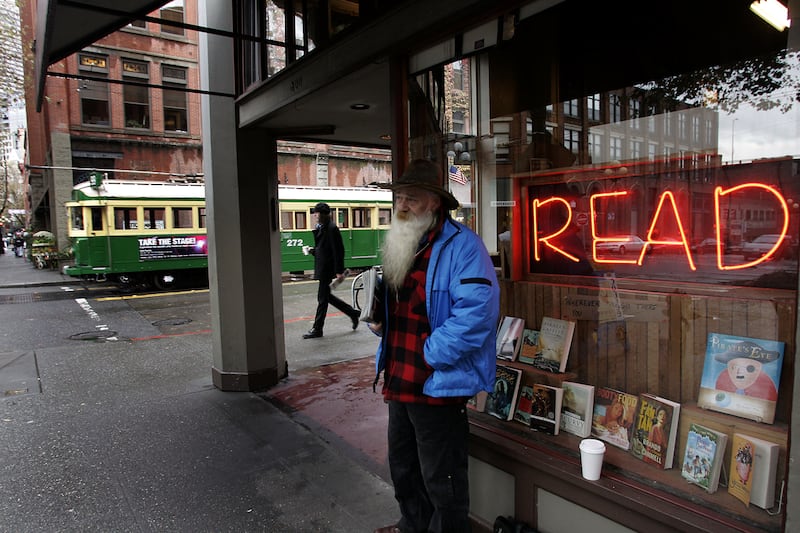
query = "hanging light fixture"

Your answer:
(750, 0), (791, 31)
